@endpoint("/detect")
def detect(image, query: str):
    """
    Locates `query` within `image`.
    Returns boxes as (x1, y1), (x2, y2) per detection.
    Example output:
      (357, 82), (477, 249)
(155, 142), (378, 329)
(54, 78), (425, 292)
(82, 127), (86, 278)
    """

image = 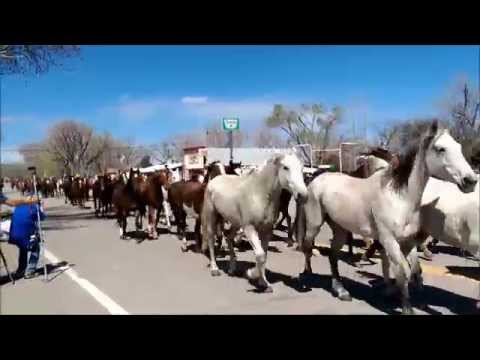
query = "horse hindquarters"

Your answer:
(201, 191), (221, 276)
(296, 193), (324, 275)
